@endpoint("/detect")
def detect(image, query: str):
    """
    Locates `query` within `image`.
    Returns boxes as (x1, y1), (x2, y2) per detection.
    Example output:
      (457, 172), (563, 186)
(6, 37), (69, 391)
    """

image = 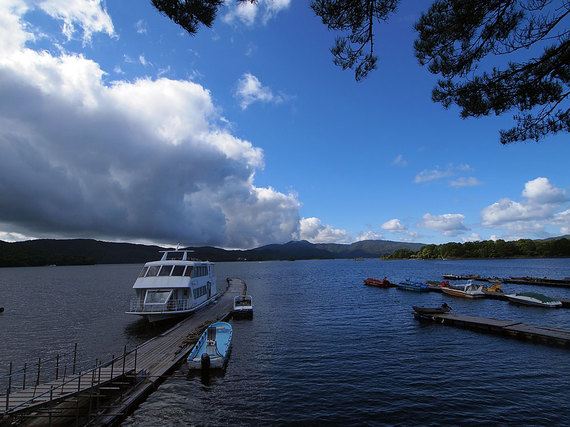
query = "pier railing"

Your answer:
(1, 343), (140, 415)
